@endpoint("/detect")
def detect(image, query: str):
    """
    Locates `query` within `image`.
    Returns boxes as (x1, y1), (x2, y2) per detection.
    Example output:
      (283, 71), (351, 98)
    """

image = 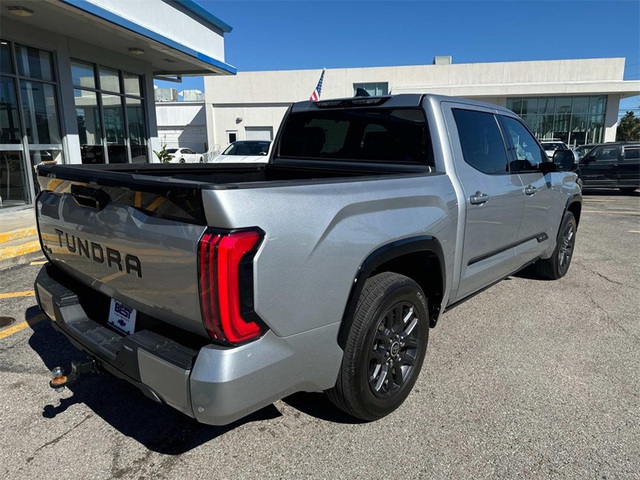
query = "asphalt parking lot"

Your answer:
(1, 190), (638, 479)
